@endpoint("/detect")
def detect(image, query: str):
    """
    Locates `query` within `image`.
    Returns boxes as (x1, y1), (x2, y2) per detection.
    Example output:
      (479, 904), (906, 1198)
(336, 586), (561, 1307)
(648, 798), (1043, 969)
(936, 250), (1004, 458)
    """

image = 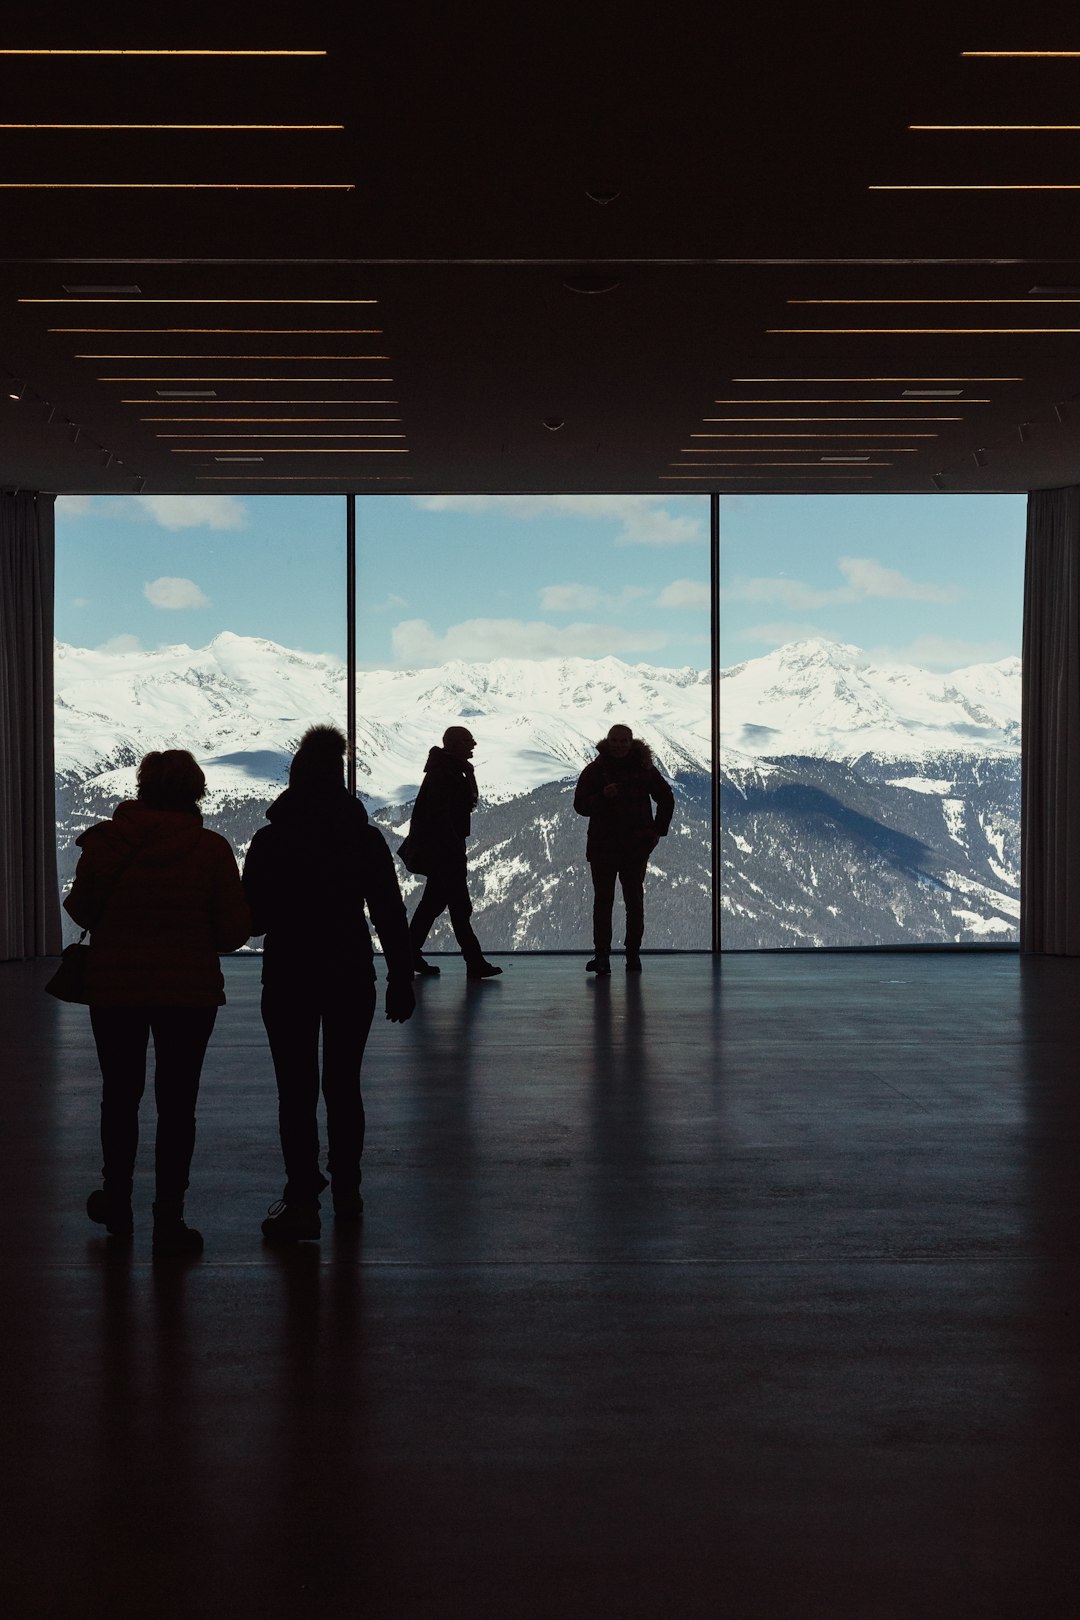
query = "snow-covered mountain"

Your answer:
(53, 633), (1021, 949)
